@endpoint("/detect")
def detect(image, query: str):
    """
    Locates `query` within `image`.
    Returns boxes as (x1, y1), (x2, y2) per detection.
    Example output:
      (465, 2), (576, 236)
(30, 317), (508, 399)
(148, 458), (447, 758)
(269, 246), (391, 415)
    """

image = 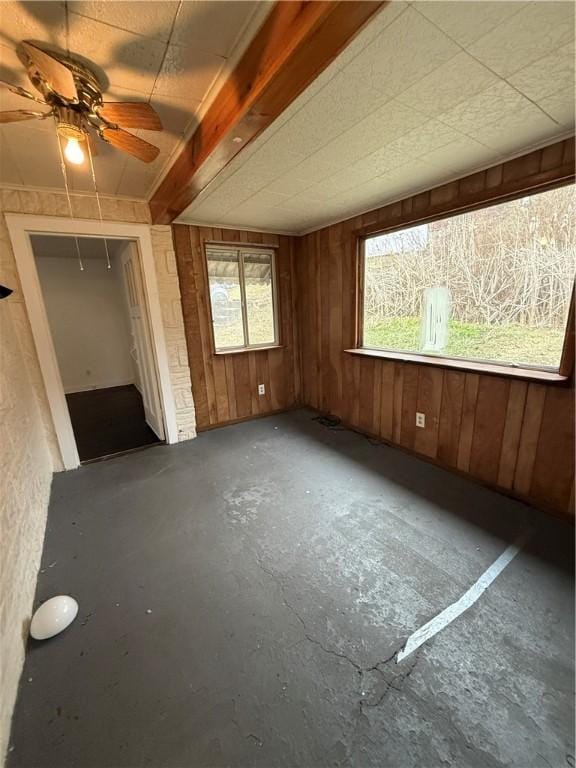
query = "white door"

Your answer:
(120, 244), (165, 440)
